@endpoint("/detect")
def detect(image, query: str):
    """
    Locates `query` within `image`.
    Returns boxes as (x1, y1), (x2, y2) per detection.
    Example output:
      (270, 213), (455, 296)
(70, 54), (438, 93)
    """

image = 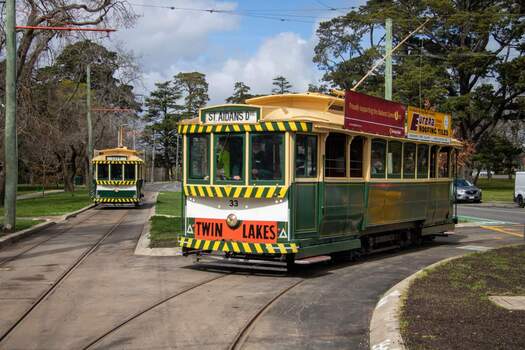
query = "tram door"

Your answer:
(293, 134), (320, 237)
